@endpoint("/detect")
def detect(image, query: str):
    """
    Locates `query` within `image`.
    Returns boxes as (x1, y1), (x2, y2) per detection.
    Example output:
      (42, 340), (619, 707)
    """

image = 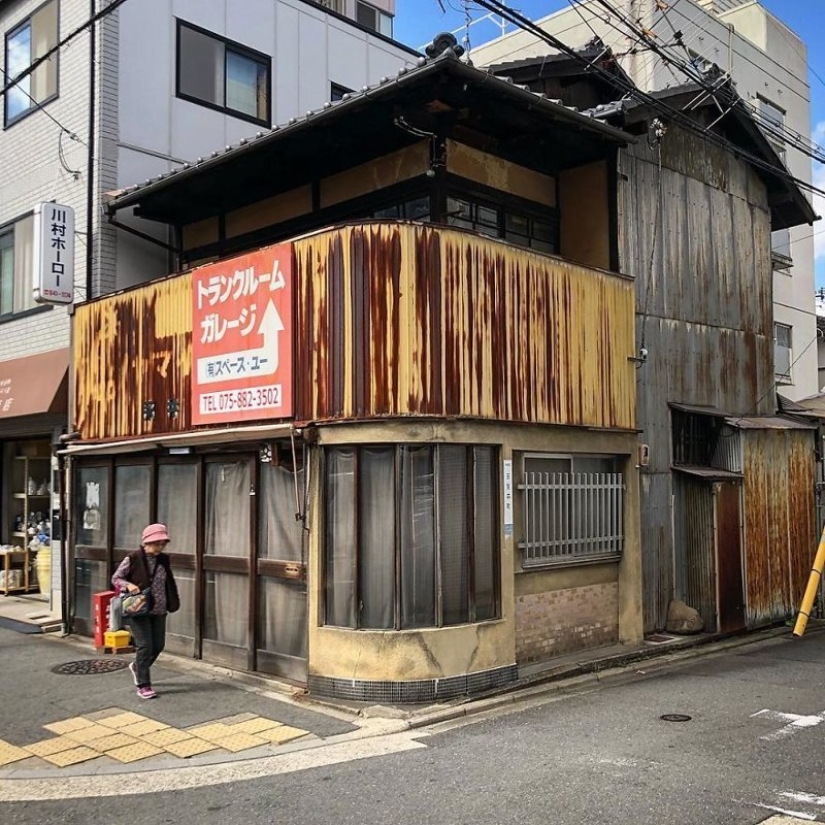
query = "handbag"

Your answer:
(121, 588), (154, 618)
(120, 553), (161, 618)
